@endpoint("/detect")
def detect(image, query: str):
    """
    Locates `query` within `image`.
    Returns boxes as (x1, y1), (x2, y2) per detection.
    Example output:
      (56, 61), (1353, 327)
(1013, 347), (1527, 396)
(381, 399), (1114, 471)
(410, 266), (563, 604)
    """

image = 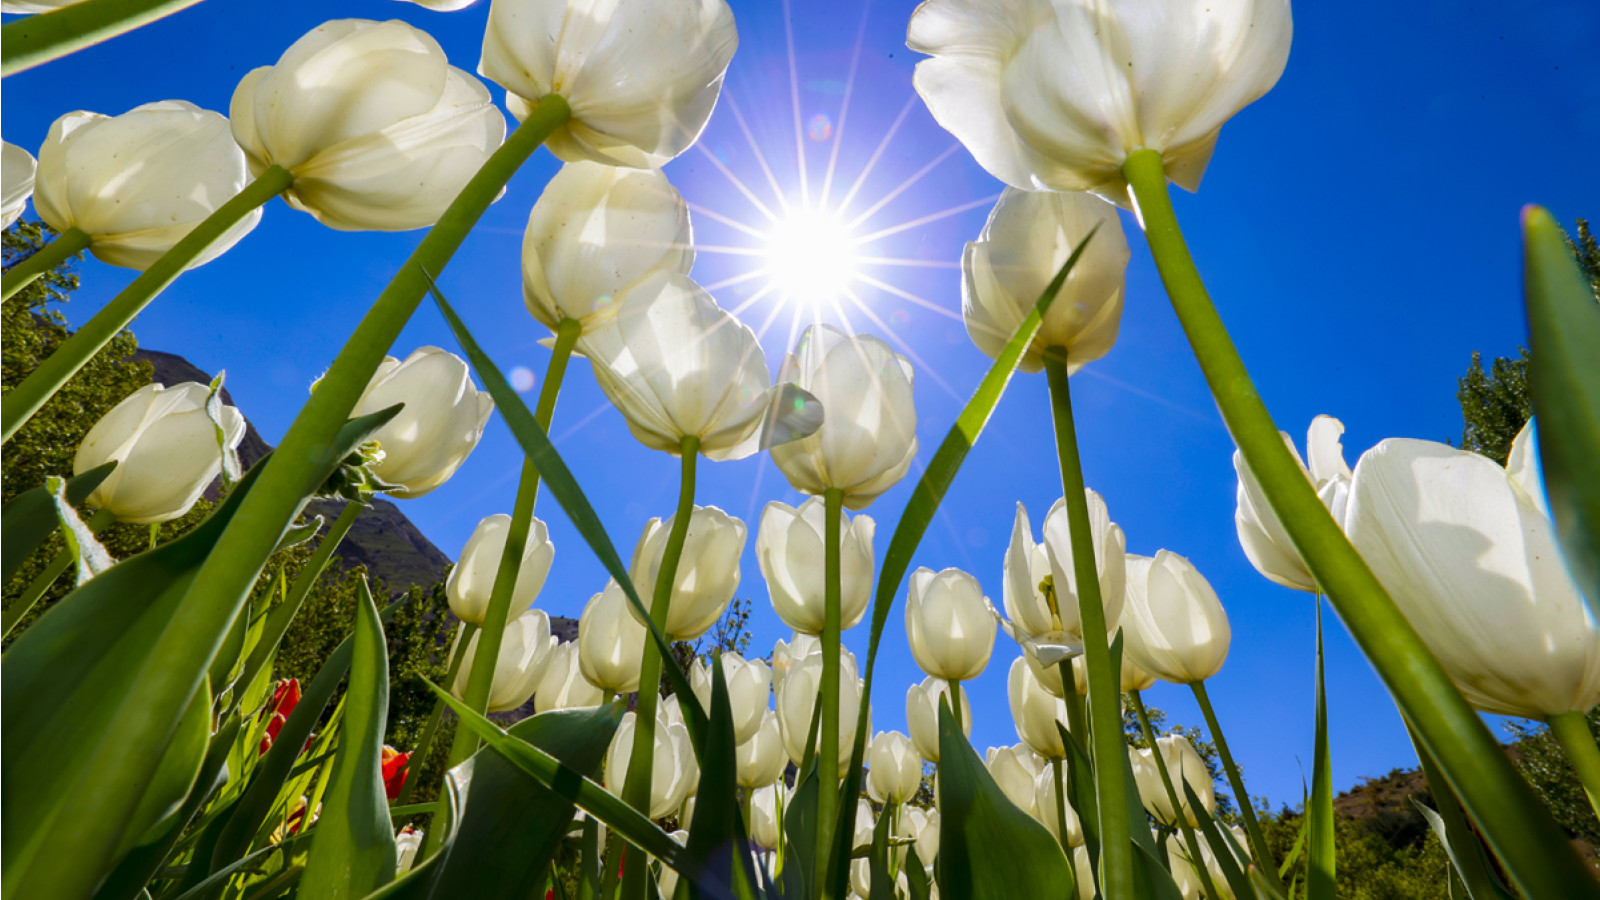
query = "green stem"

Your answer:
(398, 622), (477, 811)
(1, 165), (292, 445)
(1, 507), (114, 641)
(817, 485), (845, 892)
(1190, 681), (1274, 879)
(444, 315), (581, 768)
(1042, 348), (1133, 900)
(30, 99), (571, 900)
(1121, 148), (1595, 898)
(1050, 757), (1070, 852)
(945, 678), (963, 729)
(1308, 597), (1334, 899)
(619, 435), (699, 900)
(1548, 711), (1600, 826)
(1059, 660), (1087, 742)
(1130, 691), (1221, 900)
(1, 227), (89, 302)
(0, 0), (210, 77)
